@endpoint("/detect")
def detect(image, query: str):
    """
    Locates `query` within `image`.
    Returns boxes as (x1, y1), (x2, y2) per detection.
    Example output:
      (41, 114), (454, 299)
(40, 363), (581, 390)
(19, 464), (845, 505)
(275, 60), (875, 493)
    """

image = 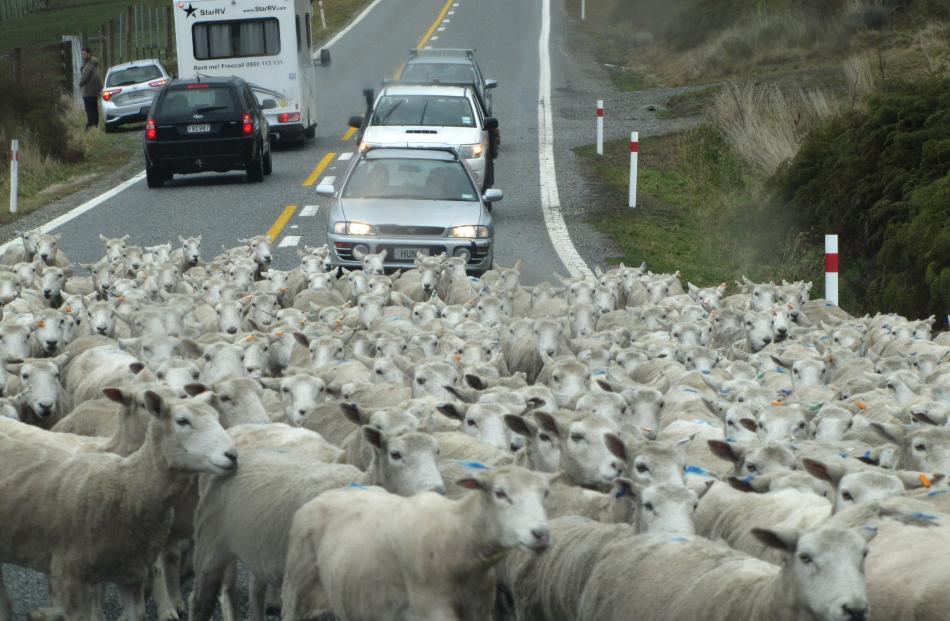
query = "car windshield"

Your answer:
(106, 65), (163, 87)
(371, 95), (475, 127)
(401, 63), (478, 86)
(342, 157), (478, 201)
(155, 86), (239, 119)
